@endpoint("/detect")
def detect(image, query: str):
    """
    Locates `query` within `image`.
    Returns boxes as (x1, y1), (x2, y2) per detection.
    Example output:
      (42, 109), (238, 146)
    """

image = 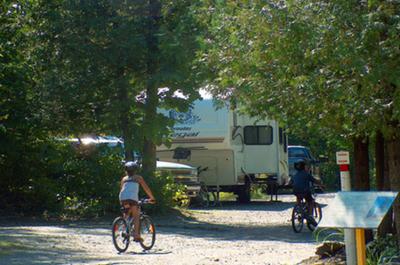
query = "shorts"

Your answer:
(294, 192), (313, 203)
(120, 199), (138, 208)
